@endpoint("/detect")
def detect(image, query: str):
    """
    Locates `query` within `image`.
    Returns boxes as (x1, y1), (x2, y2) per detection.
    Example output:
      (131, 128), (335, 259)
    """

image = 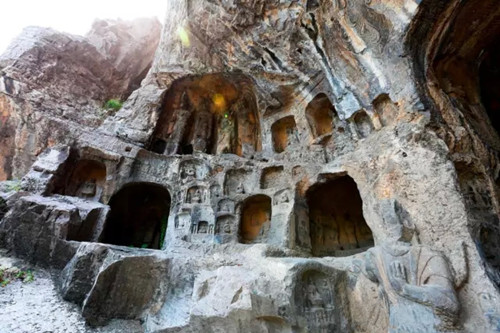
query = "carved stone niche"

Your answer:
(260, 165), (286, 190)
(179, 159), (210, 184)
(56, 159), (107, 202)
(238, 194), (272, 244)
(224, 168), (252, 196)
(214, 215), (237, 244)
(305, 174), (374, 257)
(373, 93), (398, 127)
(189, 205), (215, 239)
(186, 186), (206, 204)
(271, 116), (298, 153)
(174, 209), (191, 231)
(273, 189), (291, 206)
(293, 269), (351, 333)
(209, 184), (222, 201)
(149, 73), (262, 157)
(352, 110), (374, 139)
(306, 93), (335, 140)
(217, 198), (235, 215)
